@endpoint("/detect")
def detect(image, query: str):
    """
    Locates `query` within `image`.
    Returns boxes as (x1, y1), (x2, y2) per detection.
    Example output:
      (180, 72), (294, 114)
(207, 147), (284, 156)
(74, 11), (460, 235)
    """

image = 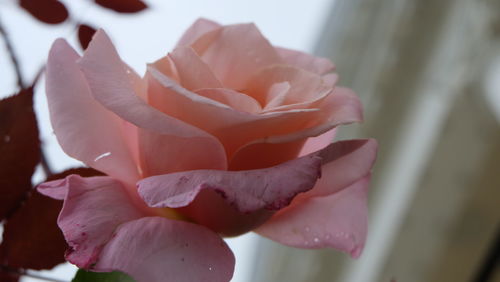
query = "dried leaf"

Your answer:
(0, 168), (103, 270)
(0, 88), (39, 220)
(94, 0), (147, 13)
(78, 24), (97, 50)
(19, 0), (69, 24)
